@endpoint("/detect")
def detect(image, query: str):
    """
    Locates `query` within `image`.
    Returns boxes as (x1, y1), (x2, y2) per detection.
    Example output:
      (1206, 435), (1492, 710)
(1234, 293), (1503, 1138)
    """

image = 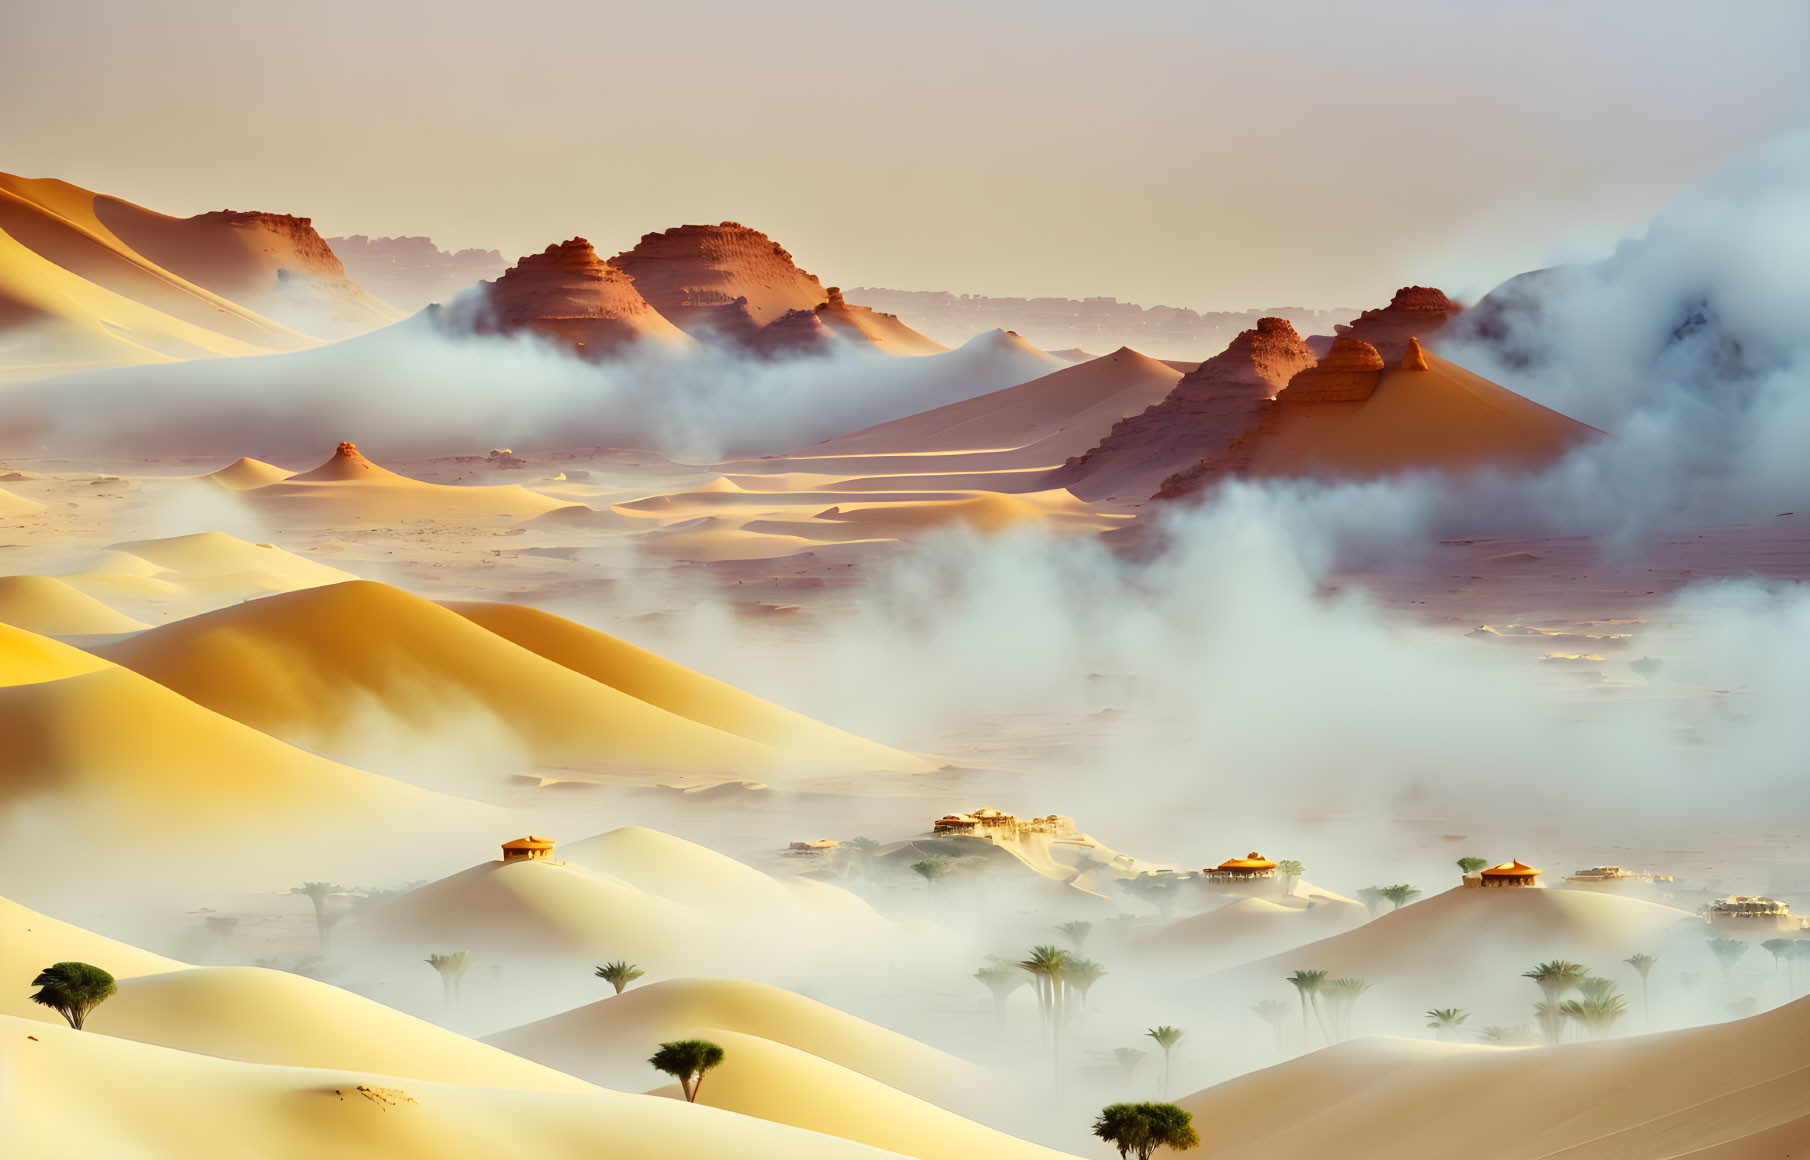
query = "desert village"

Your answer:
(3, 7), (1810, 1154)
